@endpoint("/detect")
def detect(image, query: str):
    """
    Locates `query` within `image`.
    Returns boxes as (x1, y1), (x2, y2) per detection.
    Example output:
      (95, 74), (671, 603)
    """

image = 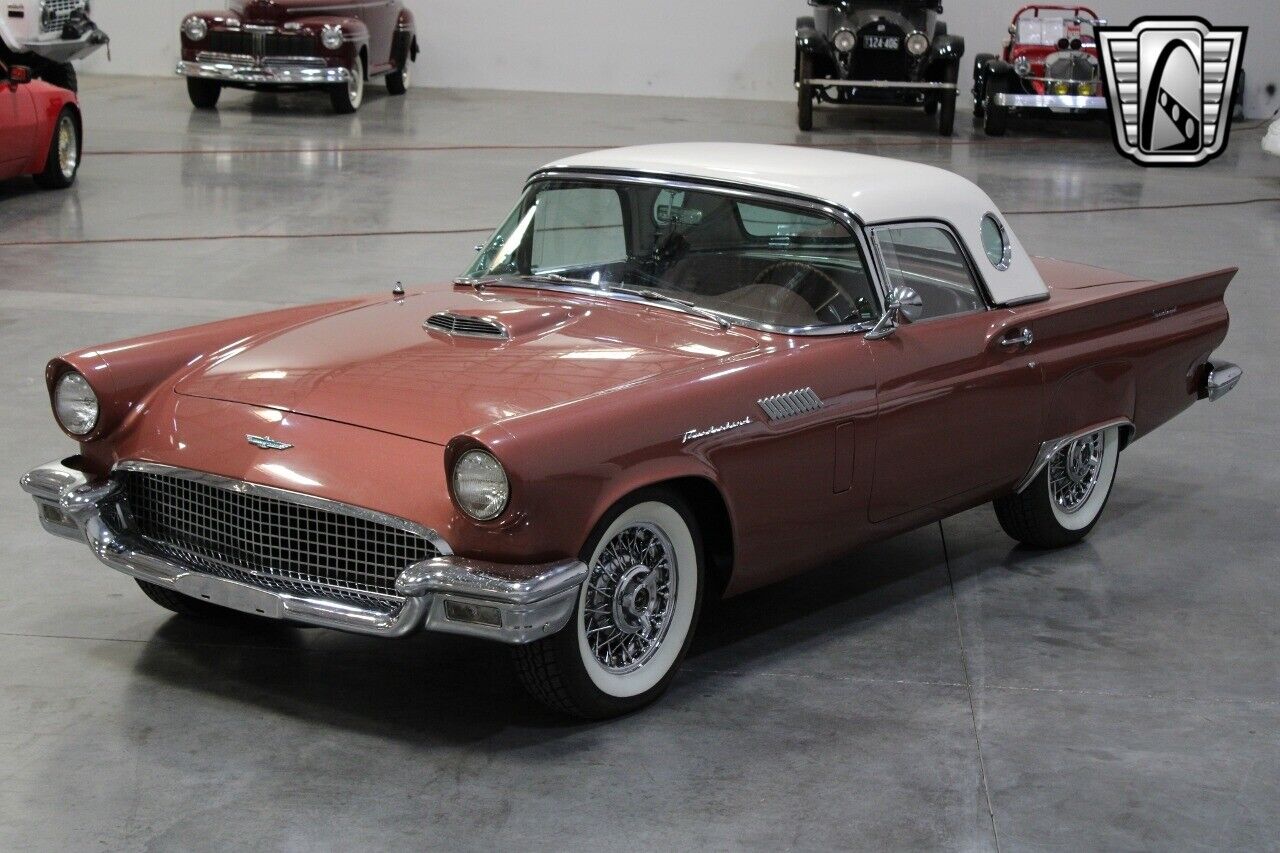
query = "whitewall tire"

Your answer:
(513, 489), (704, 718)
(994, 425), (1121, 548)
